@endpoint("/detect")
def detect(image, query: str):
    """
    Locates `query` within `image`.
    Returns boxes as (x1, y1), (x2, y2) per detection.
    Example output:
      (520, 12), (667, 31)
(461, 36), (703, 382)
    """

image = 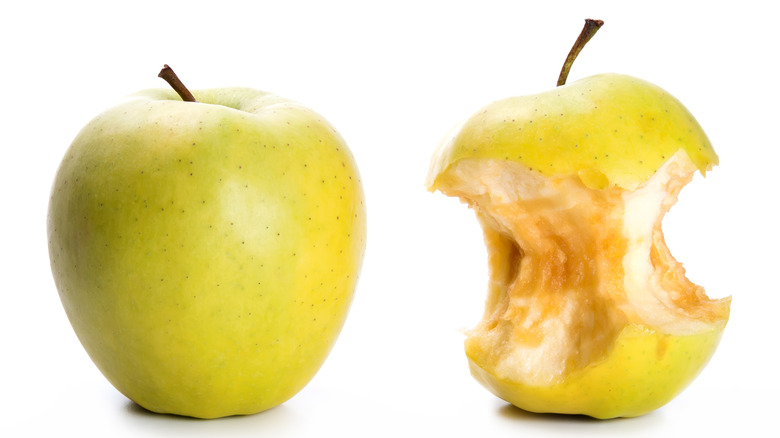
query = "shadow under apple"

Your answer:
(121, 399), (302, 435)
(496, 401), (668, 430)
